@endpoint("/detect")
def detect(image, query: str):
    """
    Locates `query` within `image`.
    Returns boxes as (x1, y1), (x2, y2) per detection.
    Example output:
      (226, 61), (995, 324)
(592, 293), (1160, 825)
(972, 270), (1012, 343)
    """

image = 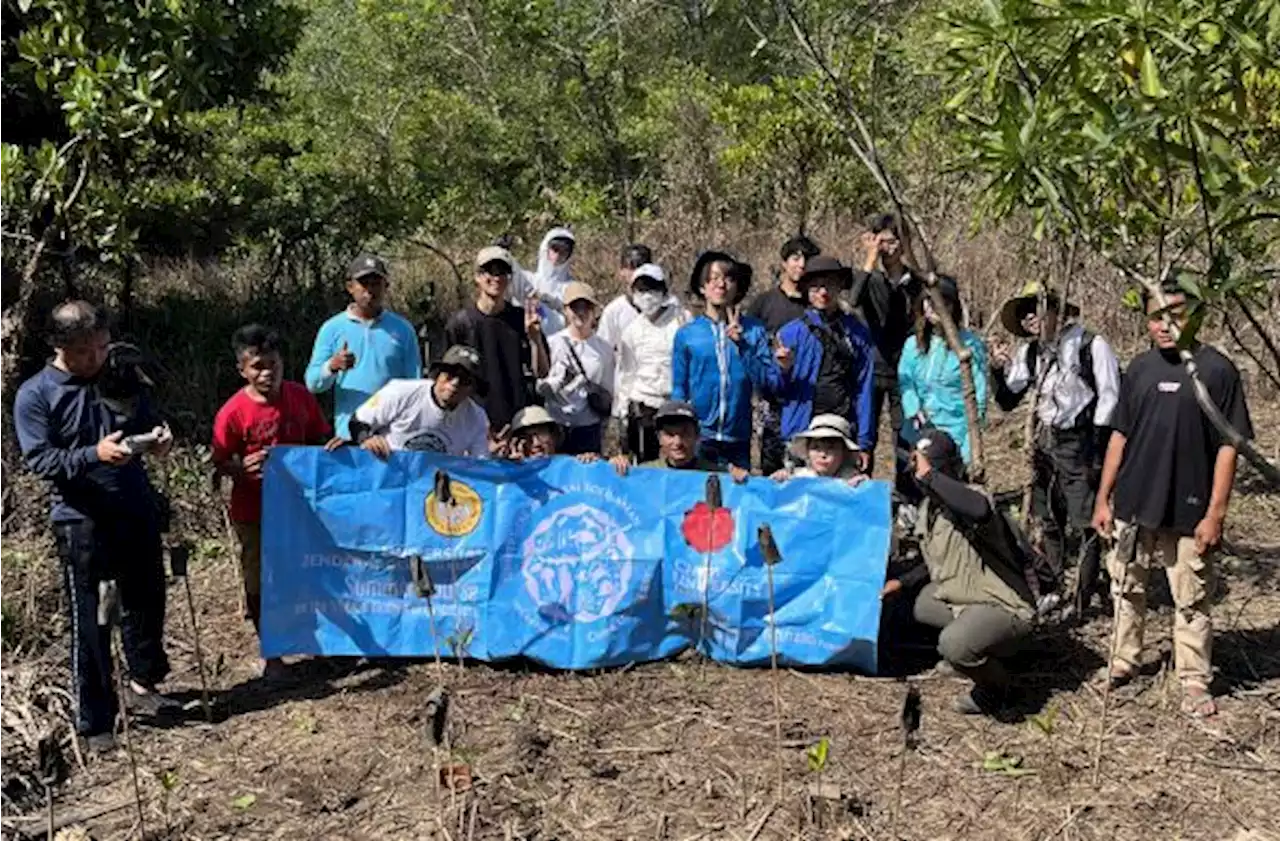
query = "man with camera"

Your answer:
(13, 301), (176, 751)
